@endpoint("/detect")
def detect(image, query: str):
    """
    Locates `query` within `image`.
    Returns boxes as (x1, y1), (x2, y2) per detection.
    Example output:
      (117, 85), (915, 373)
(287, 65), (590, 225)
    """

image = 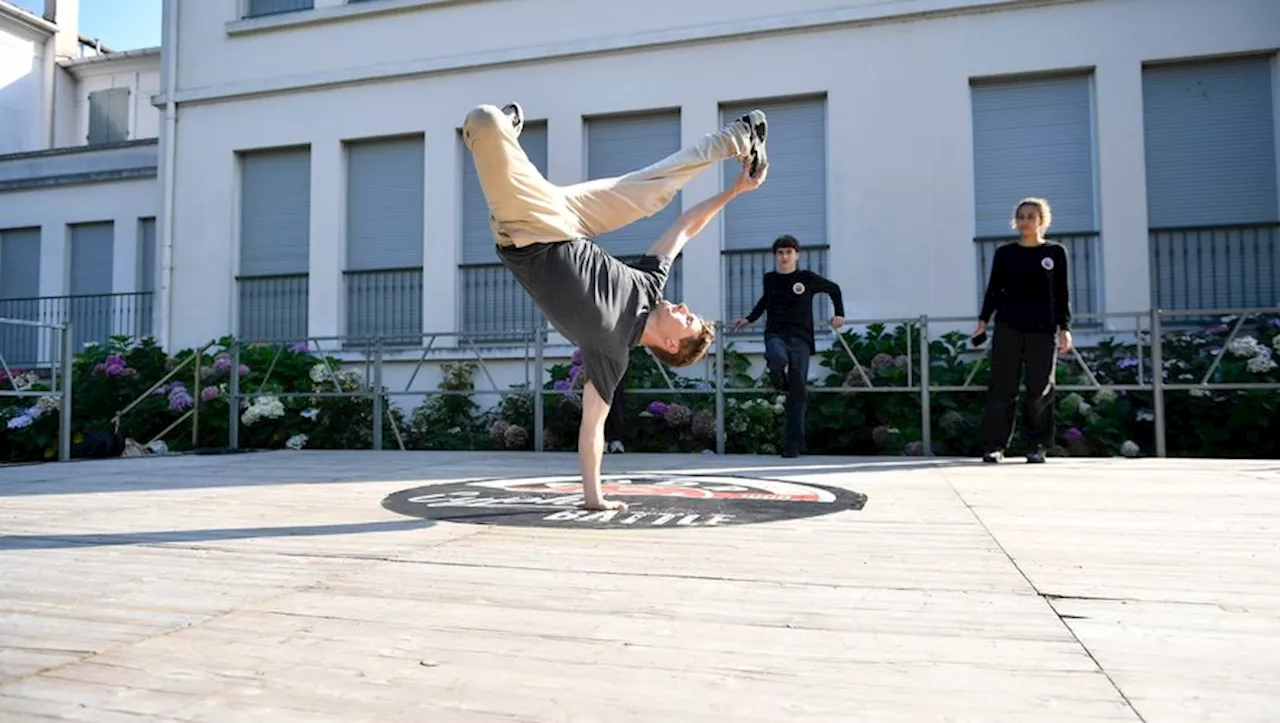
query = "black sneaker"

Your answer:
(982, 450), (1003, 463)
(1026, 447), (1047, 464)
(768, 368), (787, 392)
(781, 448), (800, 459)
(738, 110), (768, 178)
(501, 102), (524, 137)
